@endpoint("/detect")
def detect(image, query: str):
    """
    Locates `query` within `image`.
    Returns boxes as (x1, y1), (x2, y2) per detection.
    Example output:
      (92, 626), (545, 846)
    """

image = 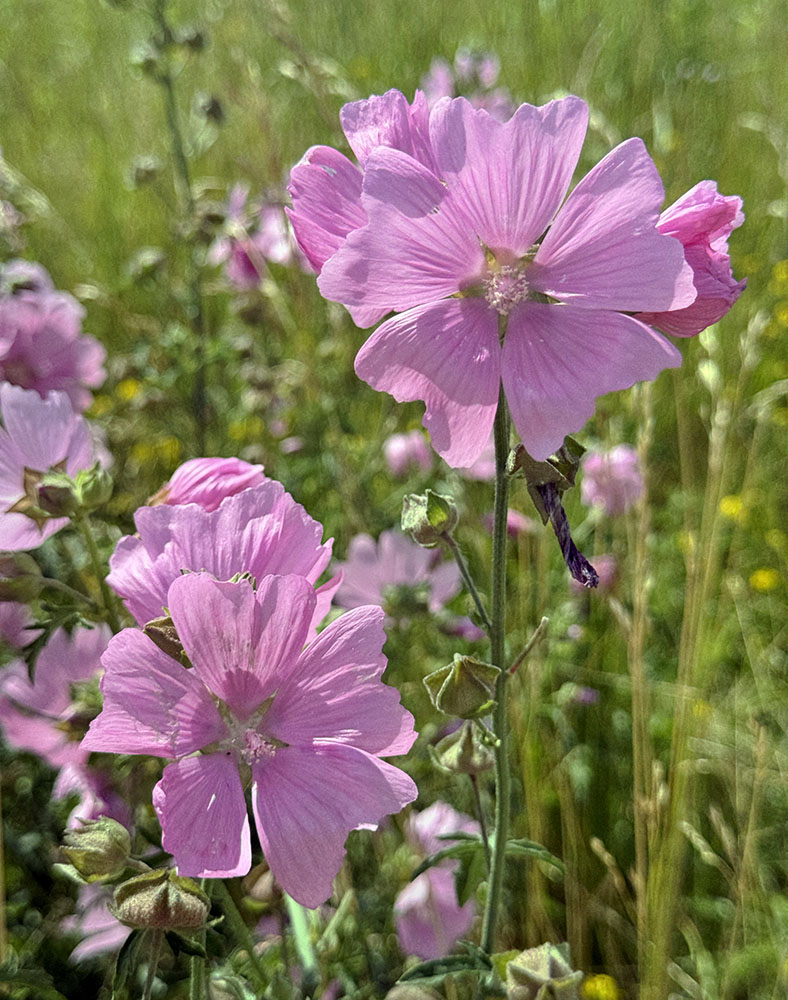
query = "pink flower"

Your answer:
(394, 802), (479, 960)
(82, 573), (417, 907)
(63, 885), (130, 963)
(581, 445), (644, 516)
(335, 530), (459, 617)
(482, 508), (538, 537)
(0, 601), (39, 649)
(149, 456), (266, 511)
(0, 385), (97, 550)
(0, 625), (110, 767)
(383, 430), (433, 476)
(421, 50), (514, 122)
(54, 762), (132, 829)
(0, 261), (106, 410)
(296, 92), (709, 464)
(636, 181), (745, 336)
(108, 481), (339, 627)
